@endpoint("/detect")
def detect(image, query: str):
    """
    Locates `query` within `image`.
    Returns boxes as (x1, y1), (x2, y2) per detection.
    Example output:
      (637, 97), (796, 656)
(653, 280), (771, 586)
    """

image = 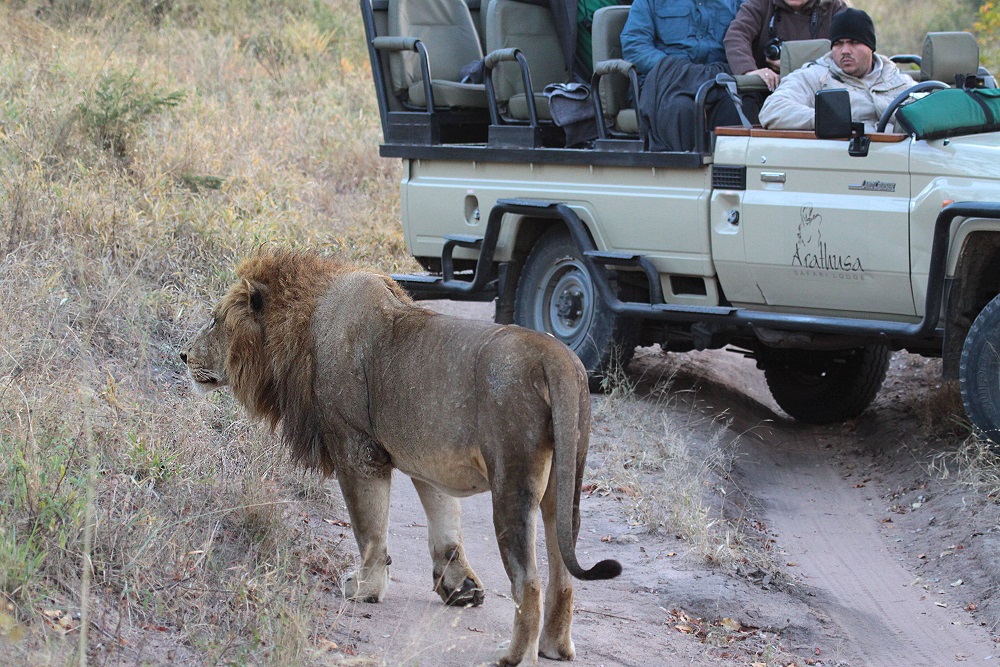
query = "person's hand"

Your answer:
(748, 66), (779, 91)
